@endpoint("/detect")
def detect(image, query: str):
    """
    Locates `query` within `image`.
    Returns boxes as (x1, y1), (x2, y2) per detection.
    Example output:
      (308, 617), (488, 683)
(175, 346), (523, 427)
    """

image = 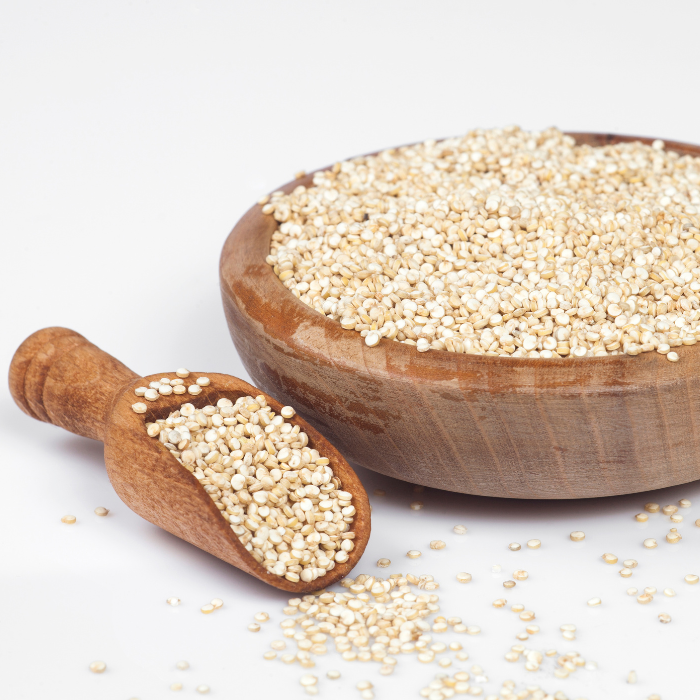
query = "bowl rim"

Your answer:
(221, 131), (700, 390)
